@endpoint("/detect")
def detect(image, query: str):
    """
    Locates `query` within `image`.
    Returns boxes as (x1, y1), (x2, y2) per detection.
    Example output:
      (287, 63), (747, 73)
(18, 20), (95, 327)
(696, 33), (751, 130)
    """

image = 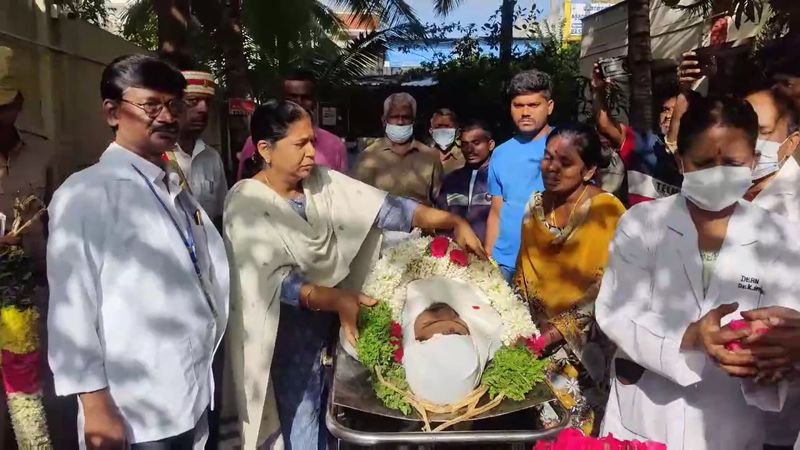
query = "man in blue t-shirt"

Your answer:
(486, 69), (554, 283)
